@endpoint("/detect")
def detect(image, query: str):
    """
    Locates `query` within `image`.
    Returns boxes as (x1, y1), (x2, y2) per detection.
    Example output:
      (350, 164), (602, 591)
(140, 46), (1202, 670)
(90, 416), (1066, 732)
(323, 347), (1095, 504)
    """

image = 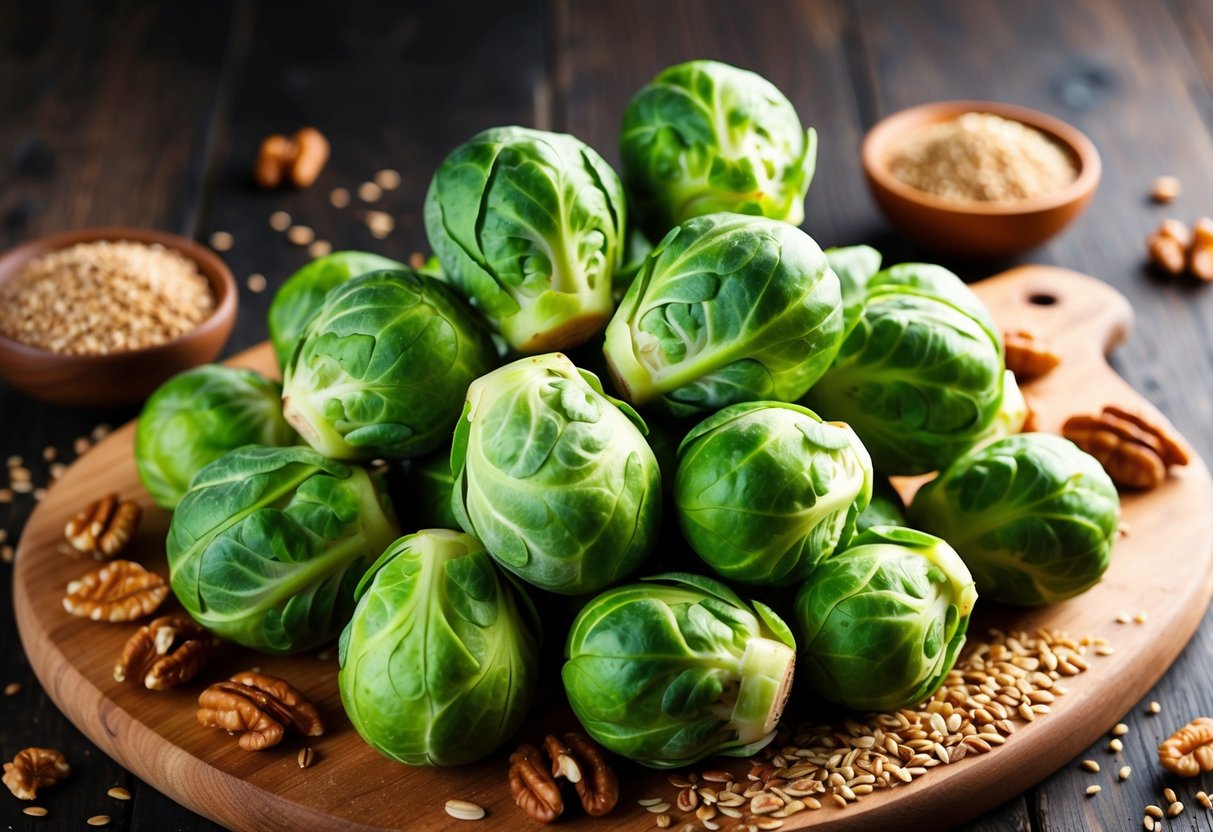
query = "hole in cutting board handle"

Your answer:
(1028, 292), (1058, 306)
